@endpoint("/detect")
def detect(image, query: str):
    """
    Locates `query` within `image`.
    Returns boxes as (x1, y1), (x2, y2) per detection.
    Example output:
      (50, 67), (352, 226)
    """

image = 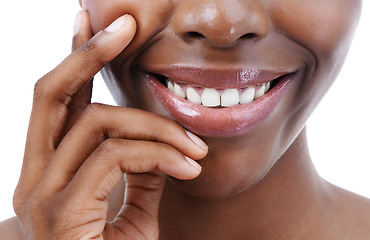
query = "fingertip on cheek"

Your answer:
(105, 14), (129, 33)
(73, 10), (91, 36)
(73, 11), (83, 36)
(100, 14), (137, 50)
(104, 14), (137, 36)
(85, 14), (136, 63)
